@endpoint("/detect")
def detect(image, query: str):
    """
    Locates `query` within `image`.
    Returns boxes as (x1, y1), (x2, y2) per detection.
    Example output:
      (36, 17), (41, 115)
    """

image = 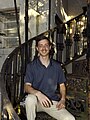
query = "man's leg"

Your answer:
(42, 101), (75, 120)
(25, 94), (38, 120)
